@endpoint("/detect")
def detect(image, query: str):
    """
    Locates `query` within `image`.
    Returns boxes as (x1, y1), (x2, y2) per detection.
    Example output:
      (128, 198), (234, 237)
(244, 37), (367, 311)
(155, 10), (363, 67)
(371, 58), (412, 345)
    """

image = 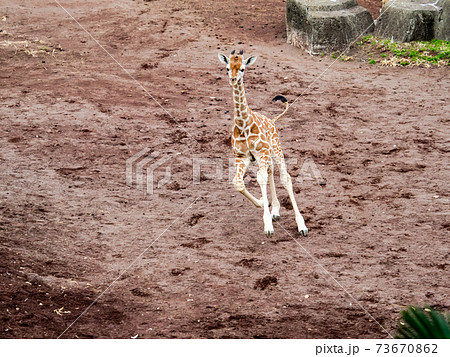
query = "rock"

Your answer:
(286, 0), (374, 55)
(435, 0), (450, 40)
(375, 0), (450, 42)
